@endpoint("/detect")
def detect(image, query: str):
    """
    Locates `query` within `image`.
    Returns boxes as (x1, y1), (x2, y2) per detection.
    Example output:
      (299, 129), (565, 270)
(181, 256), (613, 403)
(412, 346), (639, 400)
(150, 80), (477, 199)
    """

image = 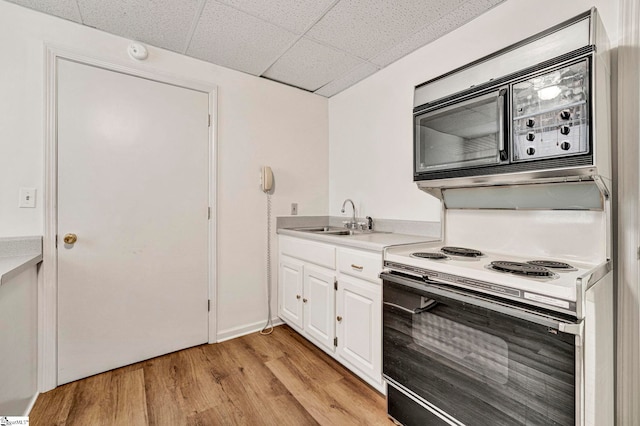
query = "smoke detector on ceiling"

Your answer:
(128, 43), (148, 61)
